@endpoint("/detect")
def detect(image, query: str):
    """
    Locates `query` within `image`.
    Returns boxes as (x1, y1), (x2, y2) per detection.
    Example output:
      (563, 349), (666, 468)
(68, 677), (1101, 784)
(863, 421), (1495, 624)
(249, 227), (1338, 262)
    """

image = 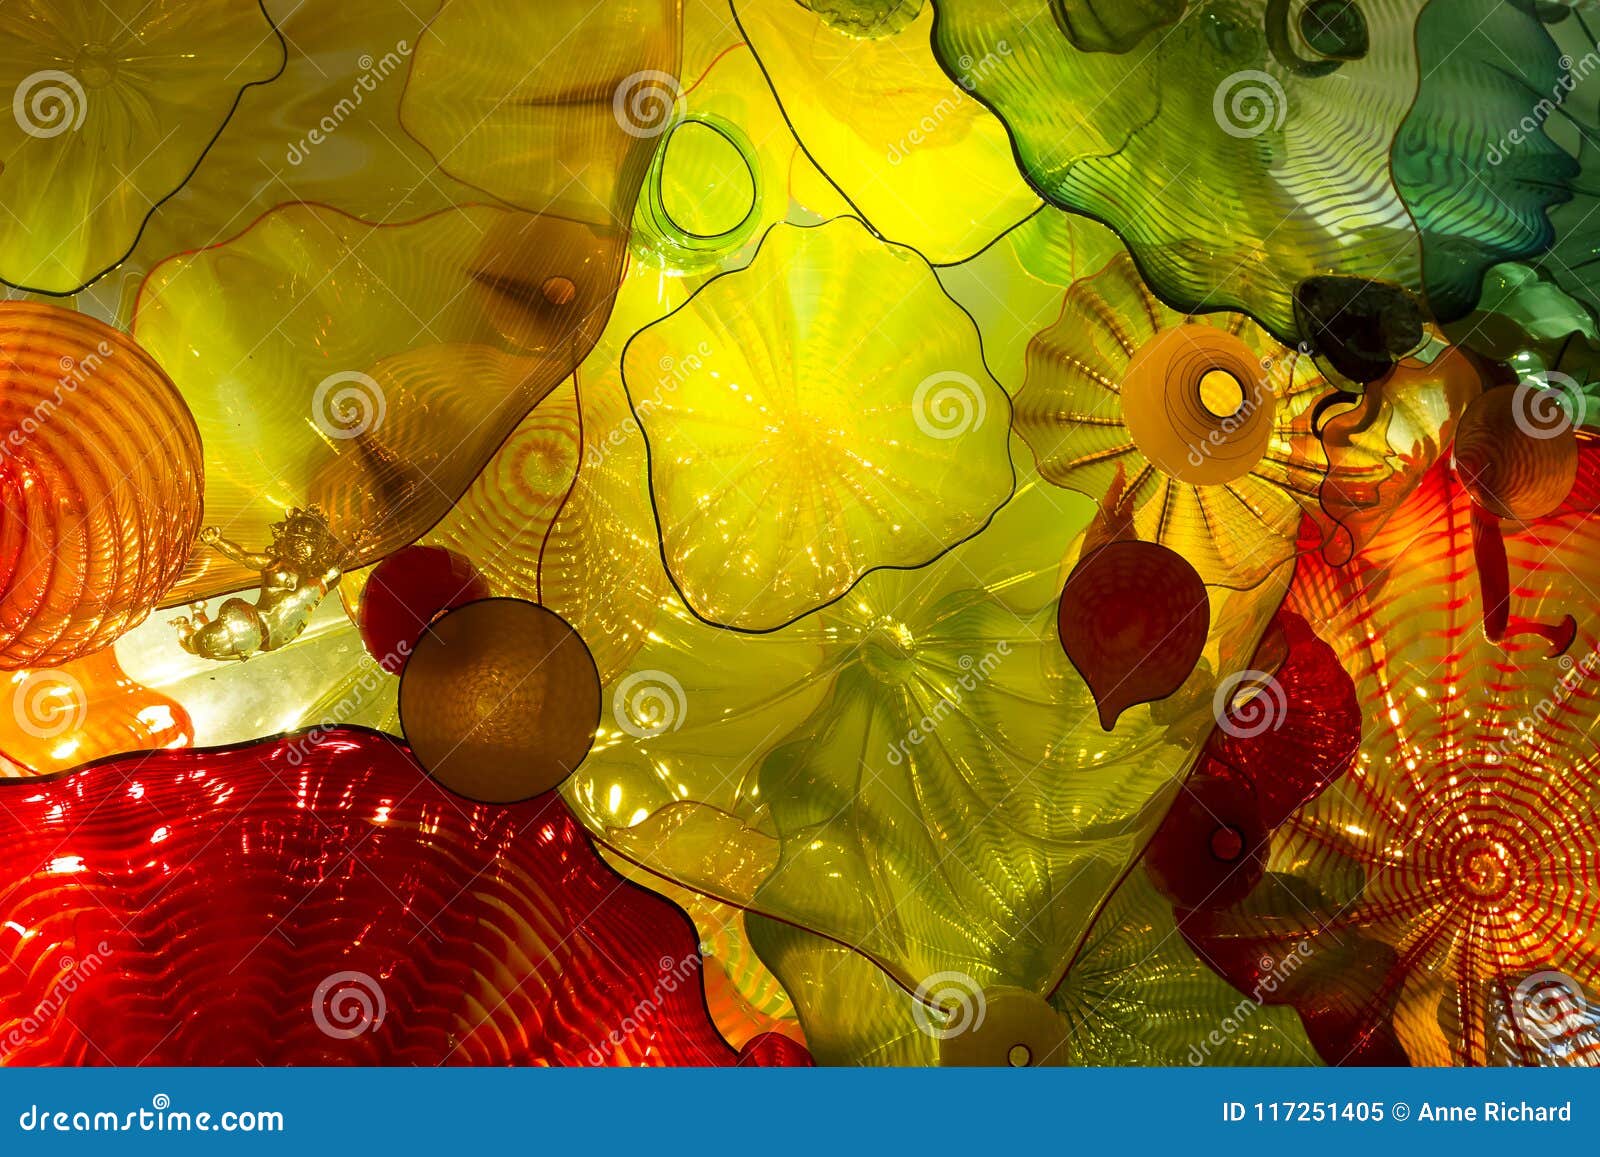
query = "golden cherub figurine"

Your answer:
(172, 506), (355, 661)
